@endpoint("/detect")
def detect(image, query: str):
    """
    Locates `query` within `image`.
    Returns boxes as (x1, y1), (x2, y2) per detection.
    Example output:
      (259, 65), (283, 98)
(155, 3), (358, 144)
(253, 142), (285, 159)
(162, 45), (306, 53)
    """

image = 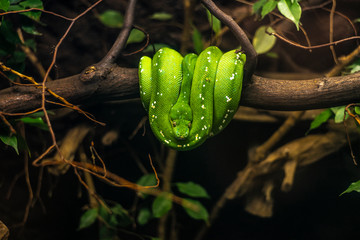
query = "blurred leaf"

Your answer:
(252, 26), (276, 54)
(261, 0), (277, 18)
(277, 0), (301, 30)
(206, 9), (221, 34)
(20, 117), (49, 131)
(99, 10), (124, 28)
(150, 12), (173, 21)
(252, 0), (267, 15)
(19, 0), (43, 20)
(152, 193), (172, 218)
(78, 208), (98, 230)
(137, 207), (152, 225)
(355, 106), (360, 115)
(306, 109), (333, 134)
(99, 225), (117, 240)
(144, 43), (171, 53)
(182, 198), (209, 222)
(331, 106), (348, 123)
(24, 38), (37, 51)
(340, 180), (360, 196)
(346, 58), (360, 74)
(192, 26), (203, 55)
(19, 0), (43, 8)
(265, 51), (278, 58)
(0, 20), (20, 44)
(176, 182), (210, 198)
(137, 173), (157, 186)
(111, 203), (131, 227)
(0, 134), (18, 154)
(0, 0), (10, 11)
(127, 28), (145, 44)
(22, 24), (42, 35)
